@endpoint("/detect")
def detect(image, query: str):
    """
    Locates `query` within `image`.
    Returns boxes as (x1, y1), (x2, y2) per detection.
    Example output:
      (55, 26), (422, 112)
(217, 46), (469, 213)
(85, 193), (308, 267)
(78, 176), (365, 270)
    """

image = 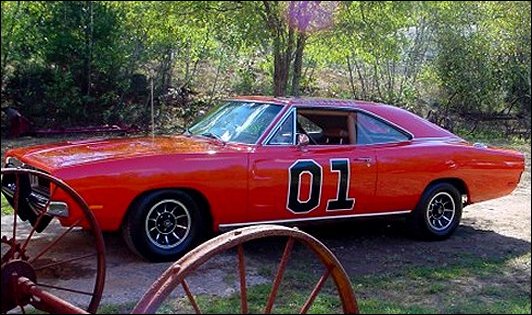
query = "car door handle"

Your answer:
(354, 157), (372, 167)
